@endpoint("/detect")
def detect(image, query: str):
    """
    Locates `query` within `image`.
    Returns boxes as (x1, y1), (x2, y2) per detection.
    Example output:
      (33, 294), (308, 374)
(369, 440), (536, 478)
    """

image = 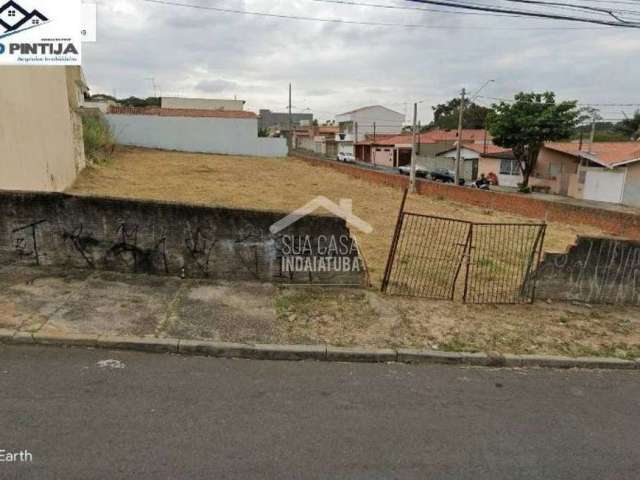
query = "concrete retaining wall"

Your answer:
(536, 236), (640, 305)
(0, 191), (363, 285)
(106, 114), (288, 158)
